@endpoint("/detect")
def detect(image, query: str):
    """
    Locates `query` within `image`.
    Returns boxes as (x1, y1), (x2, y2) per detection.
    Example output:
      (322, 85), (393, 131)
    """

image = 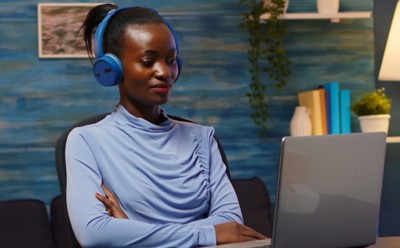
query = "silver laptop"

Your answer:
(272, 132), (386, 248)
(206, 132), (387, 248)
